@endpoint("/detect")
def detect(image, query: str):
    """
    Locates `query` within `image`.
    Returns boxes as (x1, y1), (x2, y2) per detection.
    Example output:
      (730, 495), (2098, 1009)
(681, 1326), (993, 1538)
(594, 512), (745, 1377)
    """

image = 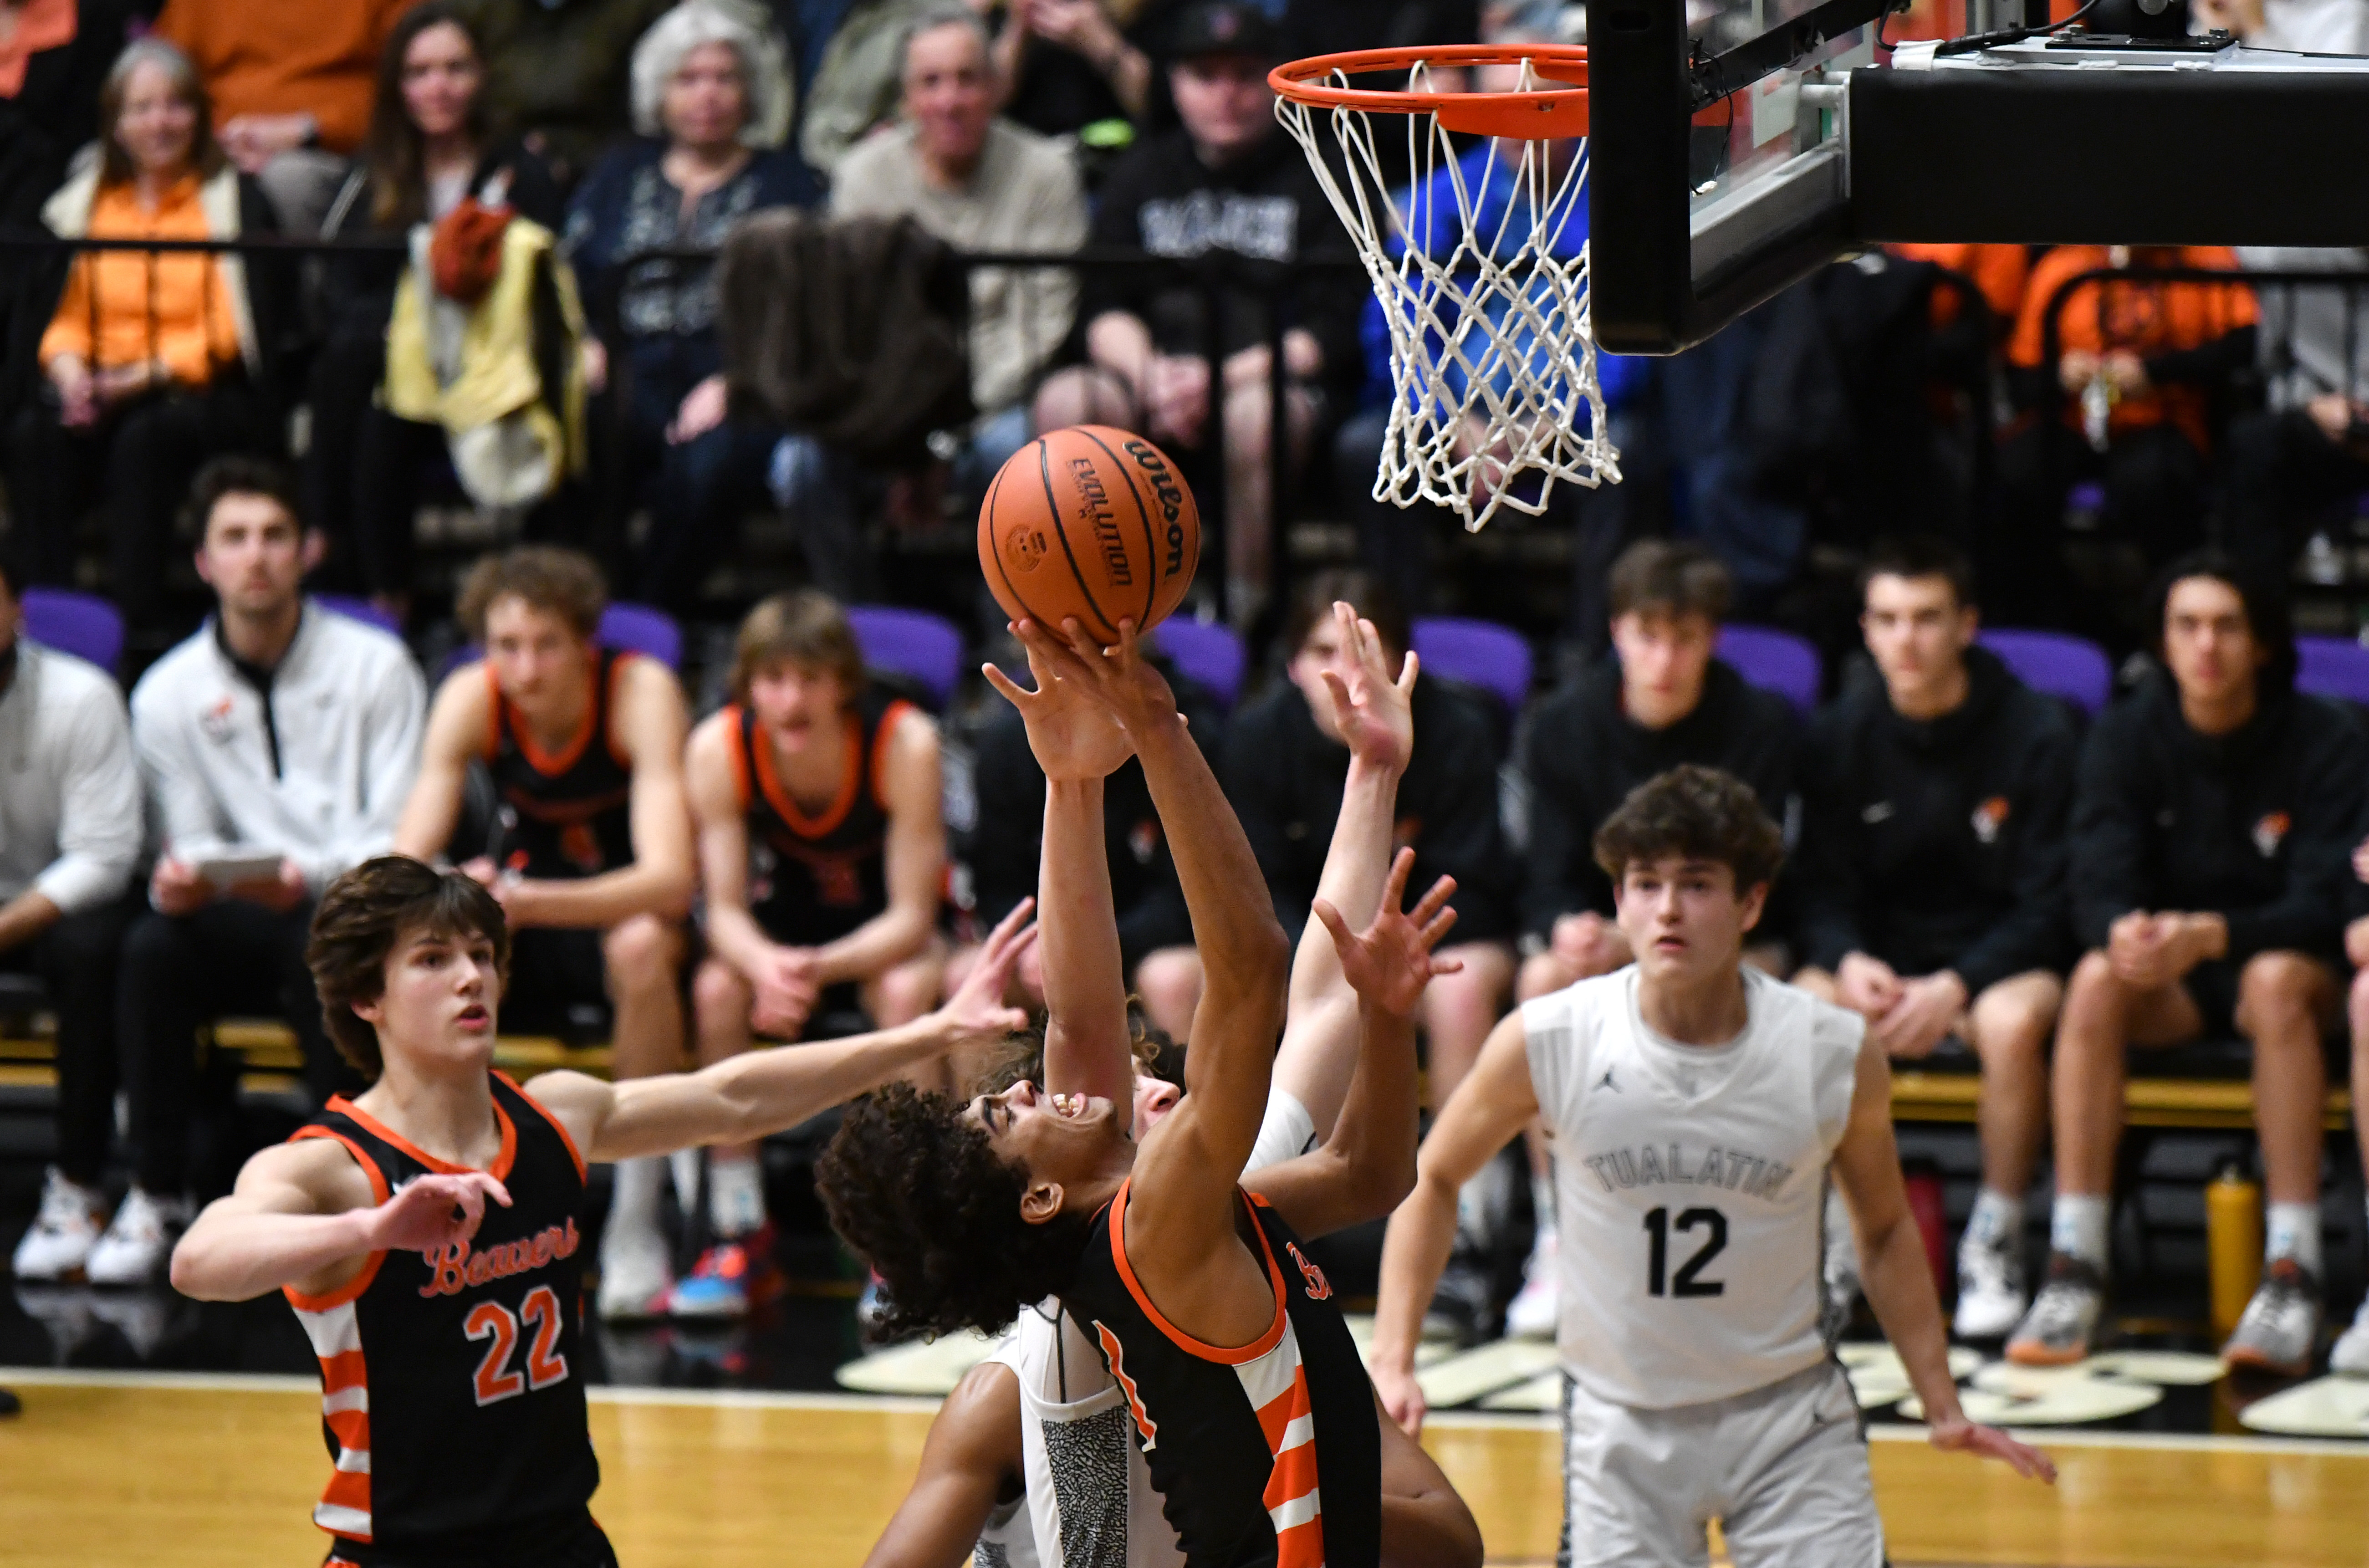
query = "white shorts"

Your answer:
(1558, 1359), (1882, 1568)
